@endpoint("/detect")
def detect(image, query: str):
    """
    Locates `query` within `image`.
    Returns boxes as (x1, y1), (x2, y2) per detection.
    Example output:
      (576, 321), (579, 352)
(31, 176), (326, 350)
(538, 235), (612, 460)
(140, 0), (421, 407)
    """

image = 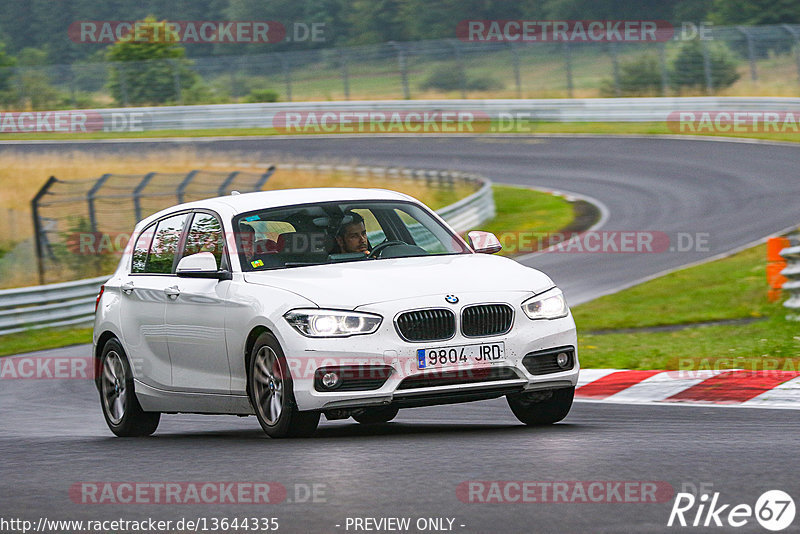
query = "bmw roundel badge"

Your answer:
(445, 295), (459, 304)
